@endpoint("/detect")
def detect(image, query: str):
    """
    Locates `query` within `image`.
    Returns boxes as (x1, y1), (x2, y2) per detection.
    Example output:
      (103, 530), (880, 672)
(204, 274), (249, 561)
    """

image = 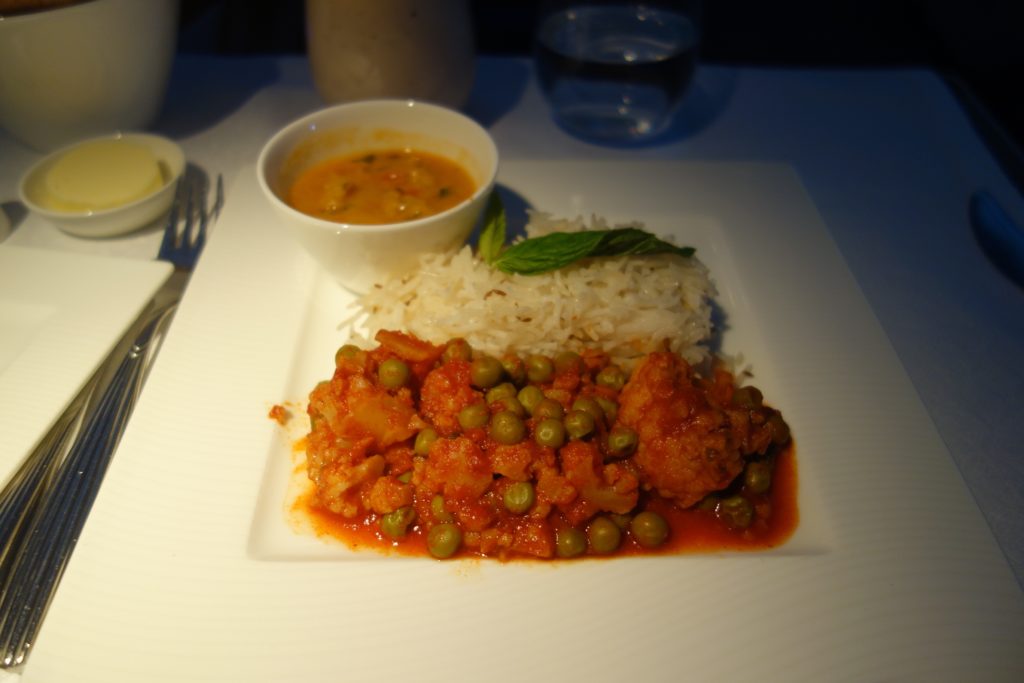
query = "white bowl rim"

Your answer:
(18, 131), (185, 219)
(256, 98), (499, 235)
(0, 0), (127, 24)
